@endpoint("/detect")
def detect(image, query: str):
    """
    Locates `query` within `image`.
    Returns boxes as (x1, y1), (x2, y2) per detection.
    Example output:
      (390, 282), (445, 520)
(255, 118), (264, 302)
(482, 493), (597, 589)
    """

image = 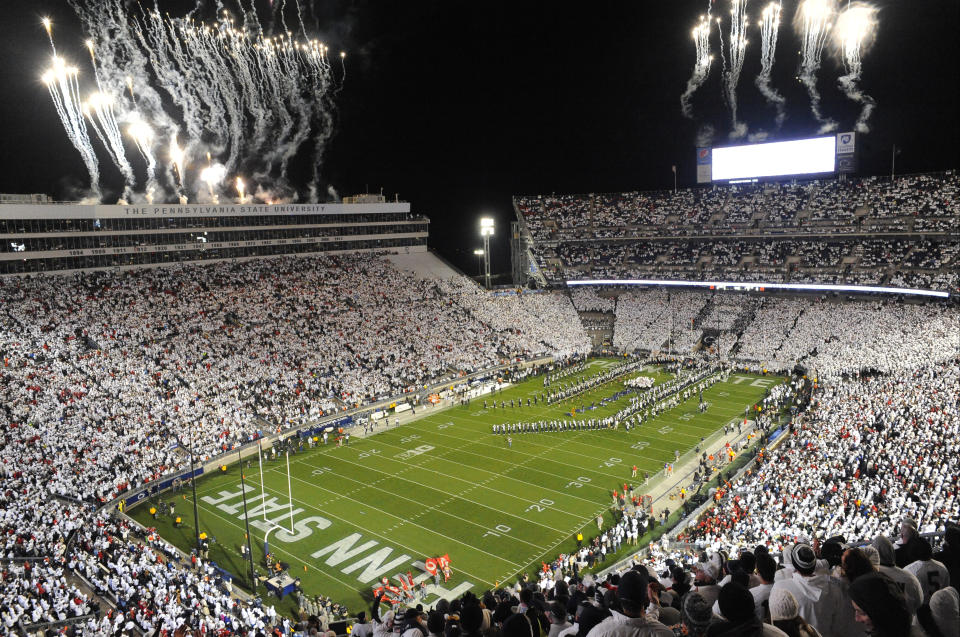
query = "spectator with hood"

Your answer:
(847, 572), (924, 637)
(871, 534), (923, 618)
